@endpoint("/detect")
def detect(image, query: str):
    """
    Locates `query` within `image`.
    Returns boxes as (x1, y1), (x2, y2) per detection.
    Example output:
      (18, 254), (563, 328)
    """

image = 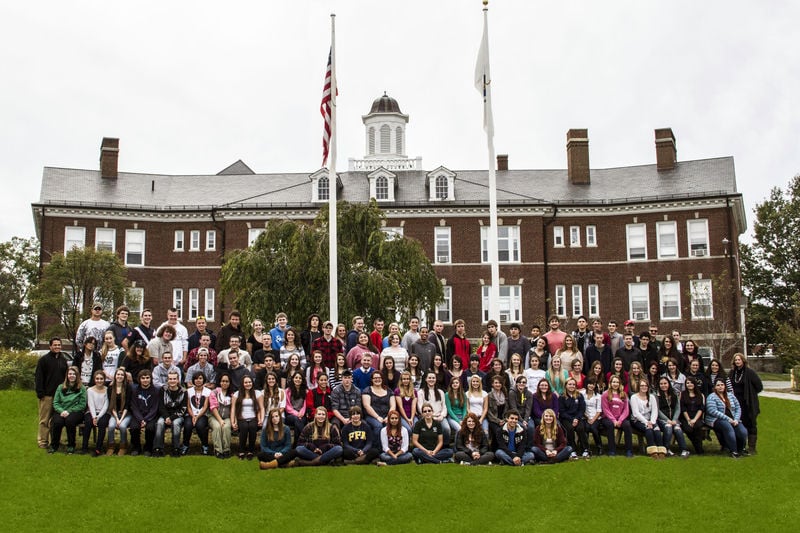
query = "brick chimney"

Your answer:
(655, 128), (676, 171)
(566, 129), (589, 184)
(100, 137), (119, 179)
(497, 154), (508, 171)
